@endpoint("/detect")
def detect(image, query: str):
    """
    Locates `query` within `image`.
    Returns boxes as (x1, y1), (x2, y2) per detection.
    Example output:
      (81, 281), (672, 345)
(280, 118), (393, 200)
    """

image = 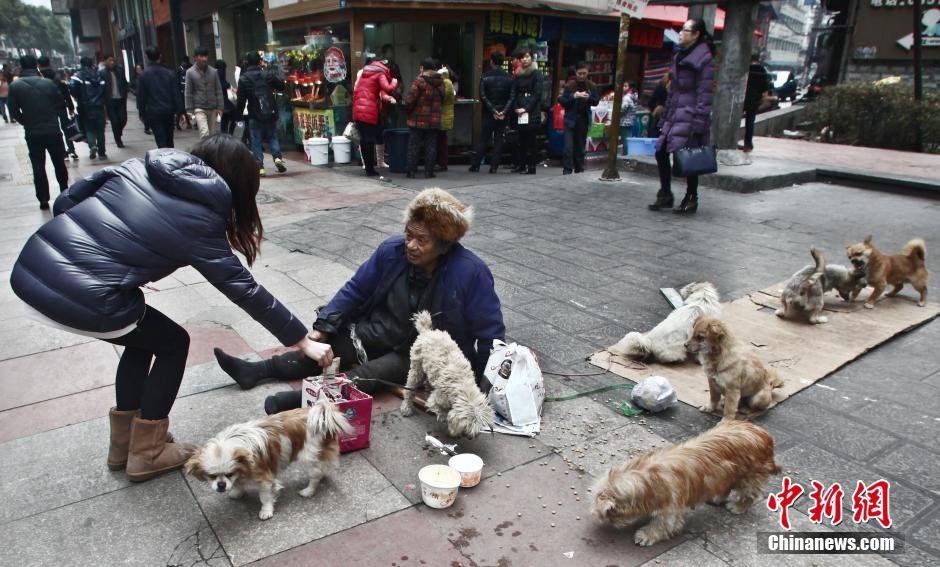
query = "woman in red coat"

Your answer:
(352, 58), (398, 177)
